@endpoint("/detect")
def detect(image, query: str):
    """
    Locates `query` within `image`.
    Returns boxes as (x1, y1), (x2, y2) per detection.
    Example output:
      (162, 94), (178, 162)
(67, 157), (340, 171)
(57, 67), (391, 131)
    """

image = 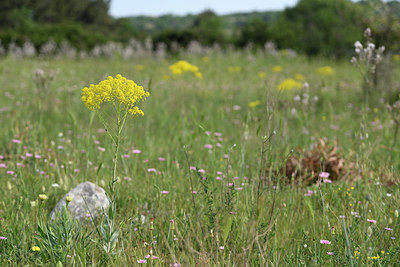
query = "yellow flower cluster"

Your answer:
(277, 78), (303, 91)
(258, 71), (267, 79)
(81, 74), (150, 116)
(294, 73), (305, 81)
(249, 100), (261, 108)
(317, 66), (335, 76)
(228, 66), (241, 73)
(393, 54), (400, 61)
(272, 66), (283, 73)
(169, 60), (202, 79)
